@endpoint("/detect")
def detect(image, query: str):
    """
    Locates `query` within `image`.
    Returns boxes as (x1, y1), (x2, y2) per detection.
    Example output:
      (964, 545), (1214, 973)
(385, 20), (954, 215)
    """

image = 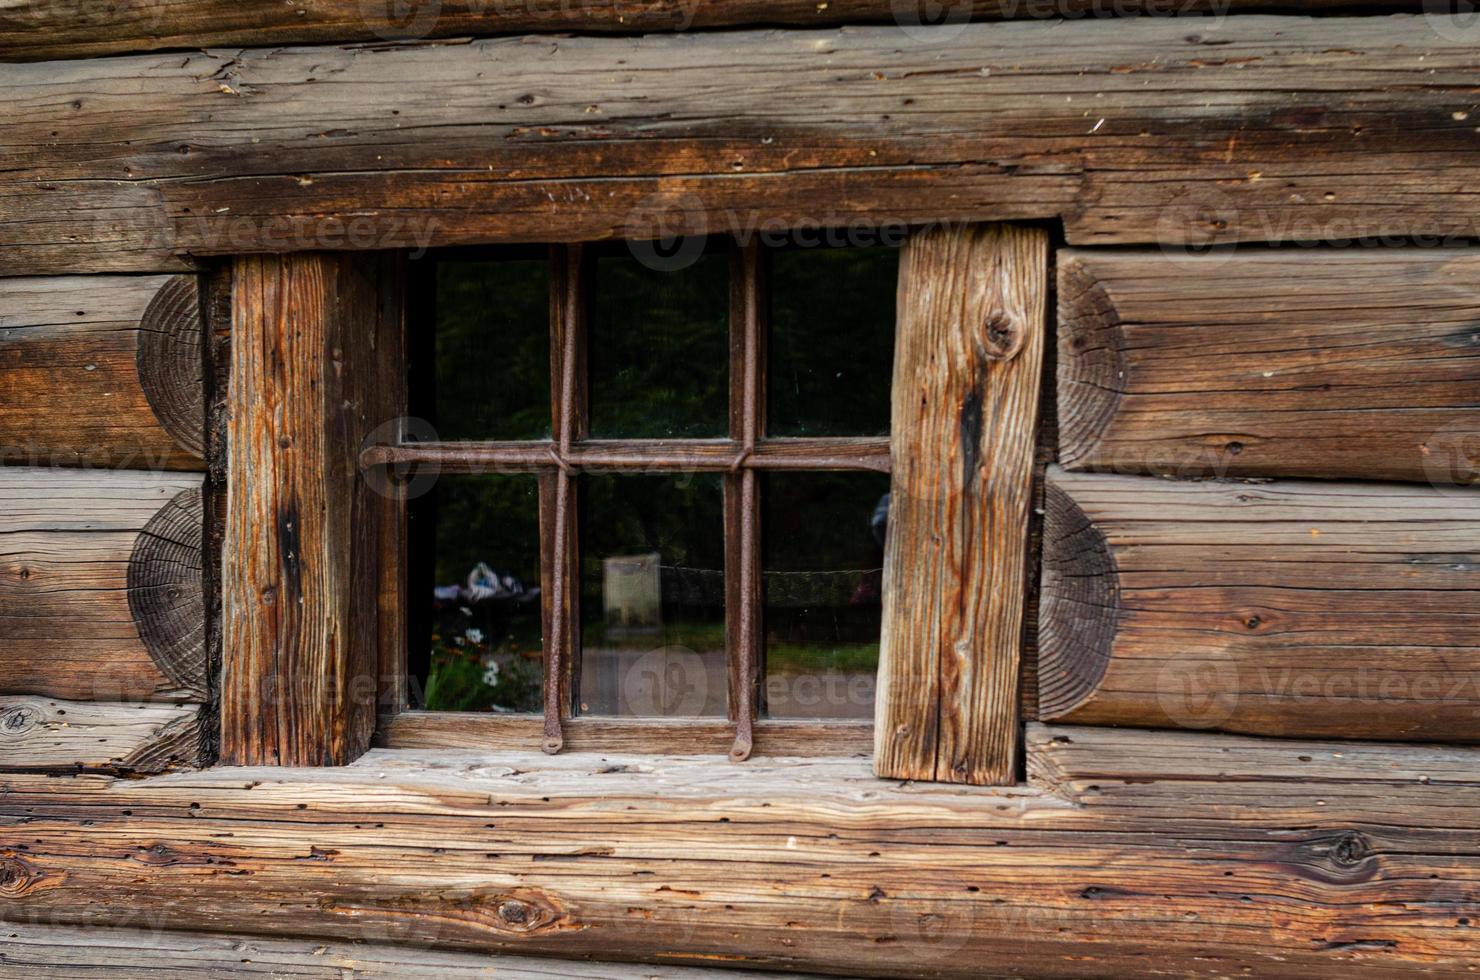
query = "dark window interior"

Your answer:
(405, 235), (898, 748)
